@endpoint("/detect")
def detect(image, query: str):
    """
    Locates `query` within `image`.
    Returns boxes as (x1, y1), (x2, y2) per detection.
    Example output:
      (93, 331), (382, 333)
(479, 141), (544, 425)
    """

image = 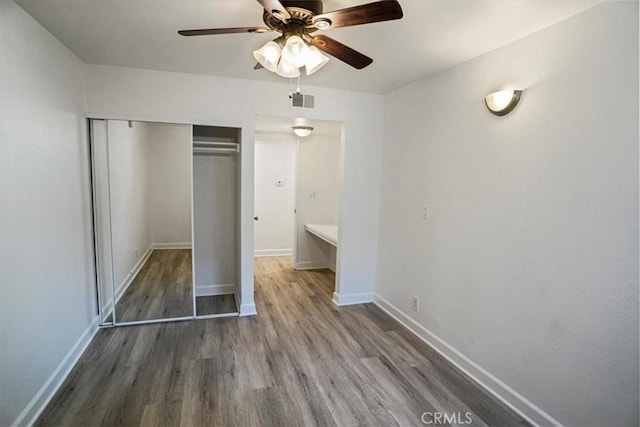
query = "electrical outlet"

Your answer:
(412, 296), (420, 312)
(135, 248), (139, 259)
